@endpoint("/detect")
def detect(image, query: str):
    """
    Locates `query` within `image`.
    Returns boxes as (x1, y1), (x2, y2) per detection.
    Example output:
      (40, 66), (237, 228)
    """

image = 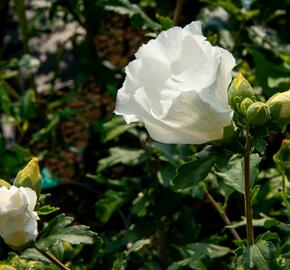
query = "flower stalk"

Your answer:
(244, 128), (254, 245)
